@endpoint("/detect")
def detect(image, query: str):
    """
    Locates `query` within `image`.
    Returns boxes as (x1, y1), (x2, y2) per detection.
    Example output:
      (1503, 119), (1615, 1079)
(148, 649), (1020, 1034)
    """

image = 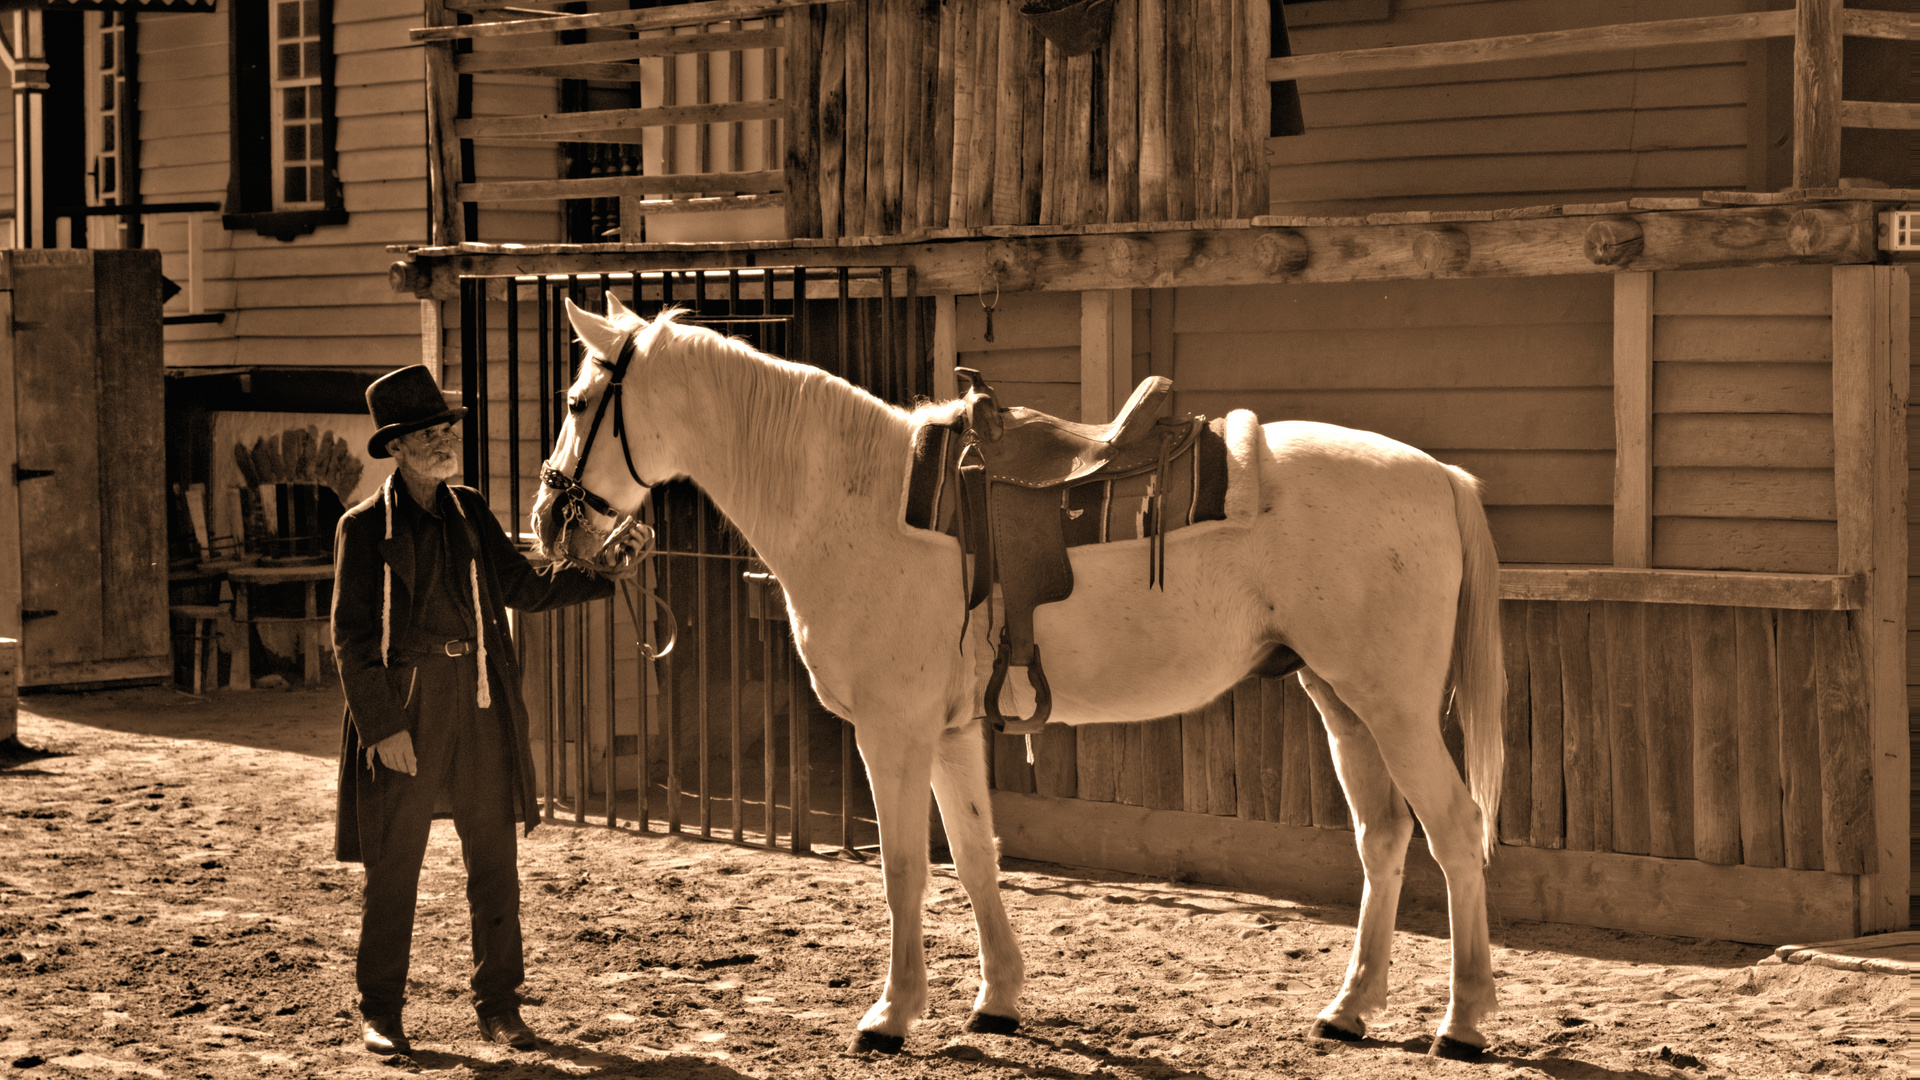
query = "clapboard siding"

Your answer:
(1170, 276), (1613, 563)
(1273, 0), (1756, 215)
(1650, 268), (1836, 574)
(140, 5), (427, 371)
(954, 290), (1082, 420)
